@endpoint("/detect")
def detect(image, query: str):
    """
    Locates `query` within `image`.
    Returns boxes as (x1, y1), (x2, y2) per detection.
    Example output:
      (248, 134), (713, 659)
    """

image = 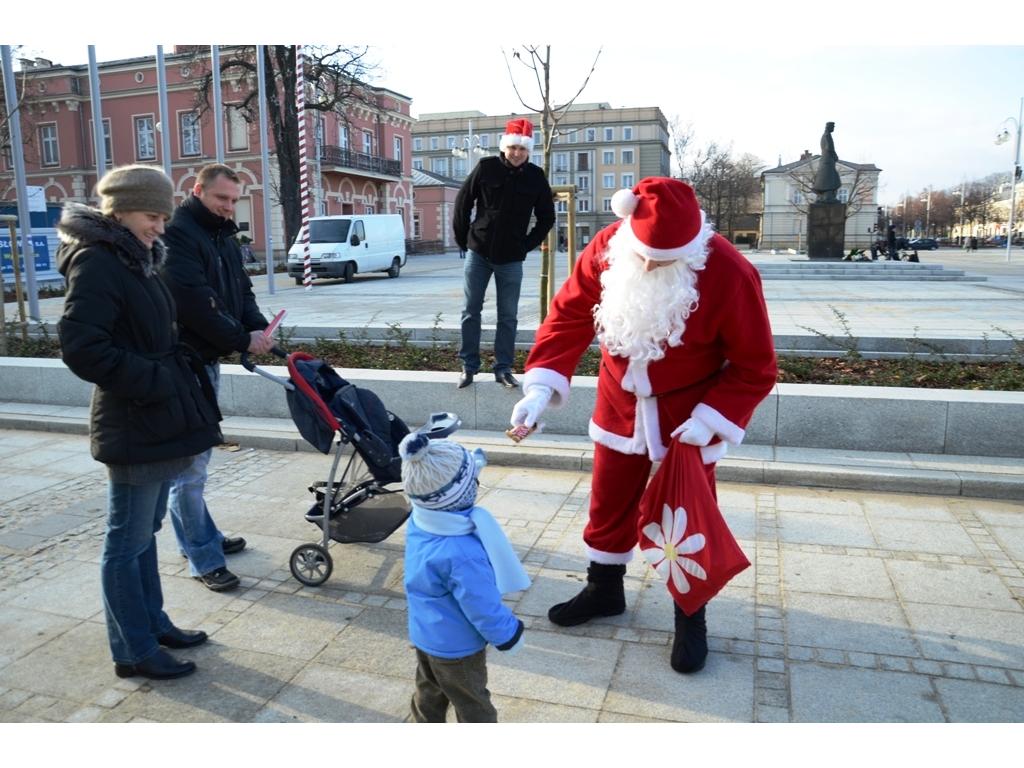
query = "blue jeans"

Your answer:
(169, 362), (225, 577)
(458, 251), (523, 375)
(102, 480), (174, 664)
